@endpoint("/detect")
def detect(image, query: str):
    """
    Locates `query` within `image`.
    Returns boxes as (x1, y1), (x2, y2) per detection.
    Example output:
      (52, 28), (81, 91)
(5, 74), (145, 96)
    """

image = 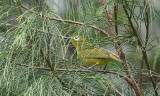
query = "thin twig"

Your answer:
(17, 61), (150, 96)
(144, 0), (149, 46)
(40, 49), (53, 70)
(102, 0), (143, 96)
(16, 62), (130, 82)
(122, 1), (158, 96)
(146, 44), (157, 51)
(122, 4), (142, 47)
(16, 63), (51, 70)
(114, 3), (118, 34)
(13, 0), (109, 37)
(14, 0), (25, 20)
(110, 83), (124, 96)
(103, 0), (115, 35)
(113, 2), (126, 61)
(139, 60), (144, 94)
(39, 49), (86, 95)
(142, 51), (158, 96)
